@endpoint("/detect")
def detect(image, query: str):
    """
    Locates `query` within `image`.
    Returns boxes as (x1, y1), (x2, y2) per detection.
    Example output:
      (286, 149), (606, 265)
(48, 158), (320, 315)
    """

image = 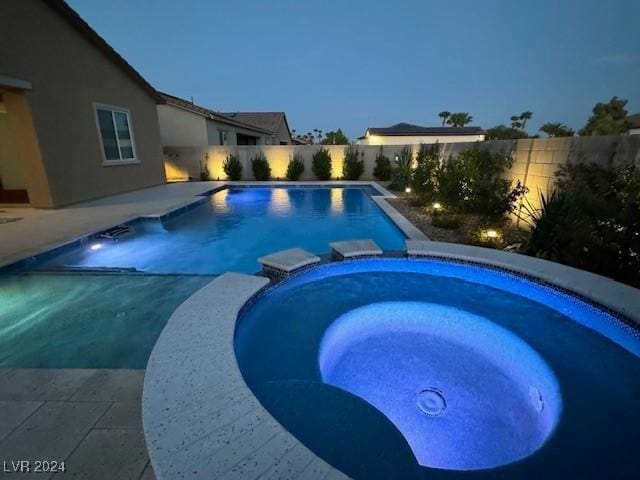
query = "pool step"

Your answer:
(330, 239), (383, 260)
(258, 248), (320, 280)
